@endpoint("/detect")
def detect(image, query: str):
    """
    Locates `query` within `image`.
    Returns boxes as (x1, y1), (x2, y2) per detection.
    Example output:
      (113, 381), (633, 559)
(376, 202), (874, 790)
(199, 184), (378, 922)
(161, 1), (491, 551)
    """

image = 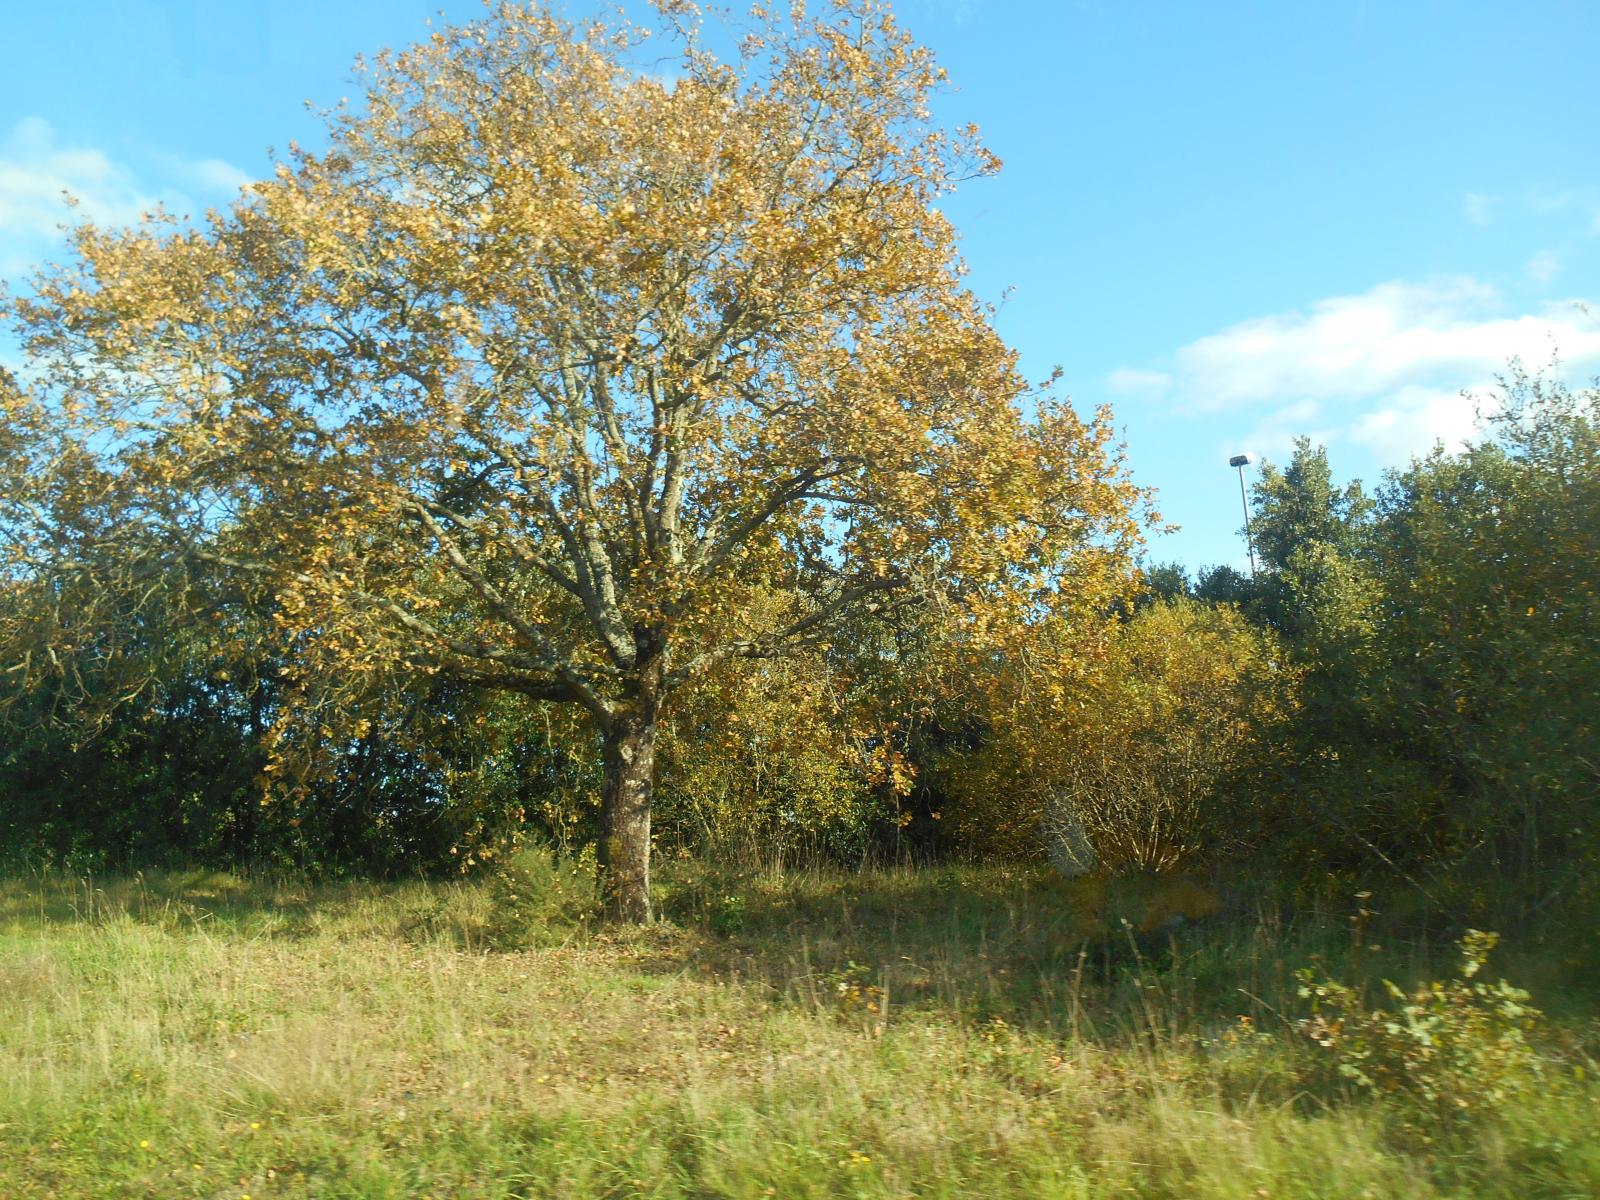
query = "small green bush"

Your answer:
(482, 844), (598, 950)
(1296, 930), (1545, 1141)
